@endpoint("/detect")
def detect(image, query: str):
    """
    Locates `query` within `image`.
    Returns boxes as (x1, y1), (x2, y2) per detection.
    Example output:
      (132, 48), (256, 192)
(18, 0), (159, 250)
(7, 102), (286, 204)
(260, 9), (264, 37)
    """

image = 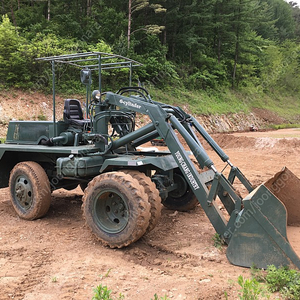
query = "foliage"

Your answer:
(37, 114), (47, 121)
(92, 284), (124, 300)
(250, 265), (267, 283)
(270, 123), (300, 130)
(151, 294), (170, 300)
(135, 35), (179, 87)
(92, 284), (113, 300)
(0, 0), (300, 95)
(92, 284), (170, 300)
(0, 15), (25, 84)
(267, 0), (296, 42)
(127, 0), (166, 50)
(89, 265), (299, 300)
(212, 233), (224, 250)
(250, 265), (300, 299)
(265, 265), (300, 299)
(237, 275), (270, 299)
